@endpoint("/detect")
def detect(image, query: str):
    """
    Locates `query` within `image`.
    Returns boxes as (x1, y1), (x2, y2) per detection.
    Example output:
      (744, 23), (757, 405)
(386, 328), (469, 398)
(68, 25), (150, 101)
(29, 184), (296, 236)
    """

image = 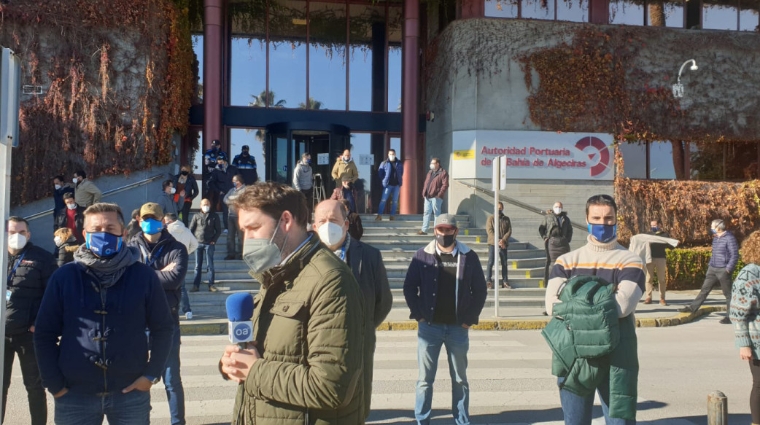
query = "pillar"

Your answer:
(203, 0), (224, 150)
(371, 22), (387, 213)
(400, 0), (420, 214)
(588, 0), (609, 24)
